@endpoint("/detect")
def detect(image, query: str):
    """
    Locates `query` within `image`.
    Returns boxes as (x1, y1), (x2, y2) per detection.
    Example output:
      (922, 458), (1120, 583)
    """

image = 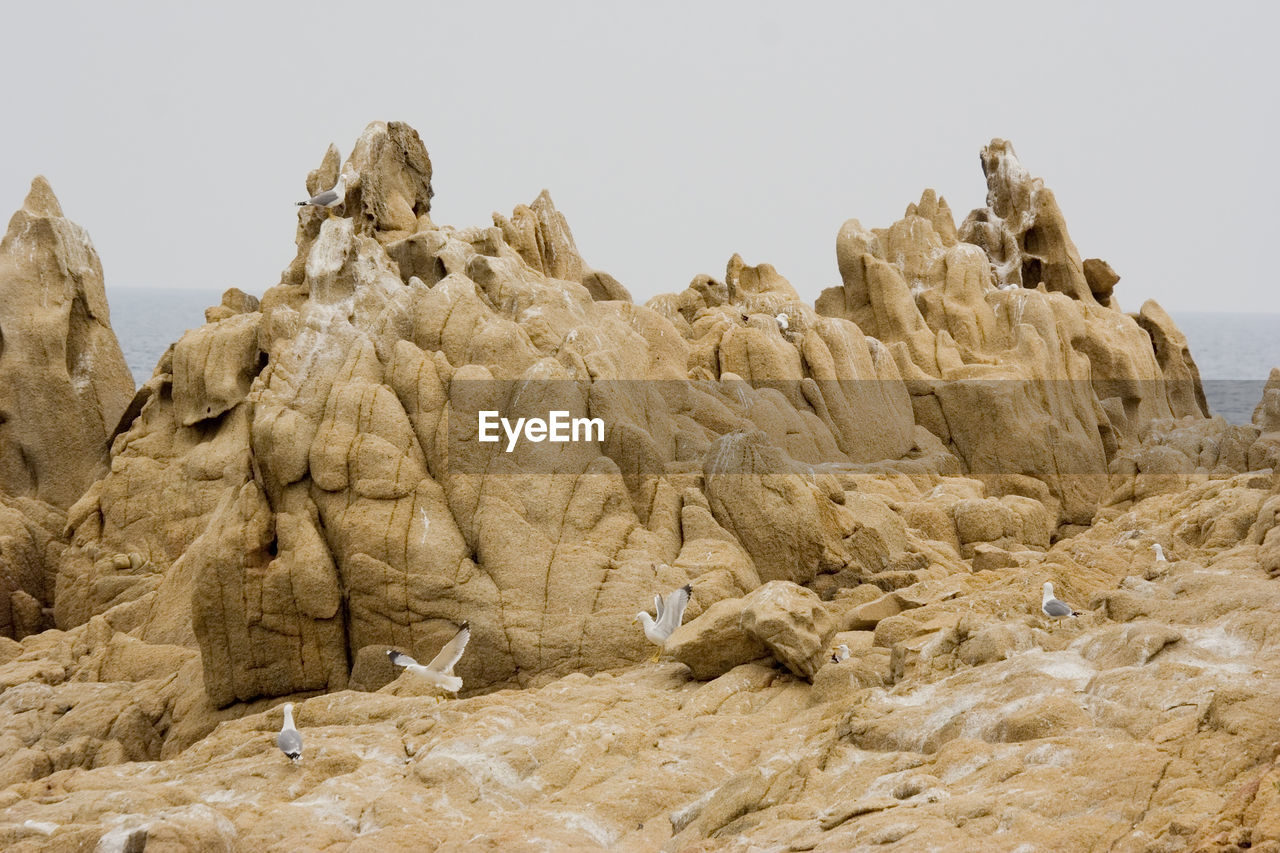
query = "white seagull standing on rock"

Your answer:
(775, 313), (789, 333)
(276, 703), (302, 764)
(1152, 543), (1168, 564)
(296, 173), (347, 215)
(636, 583), (692, 661)
(830, 644), (851, 664)
(387, 622), (471, 694)
(1041, 582), (1081, 620)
